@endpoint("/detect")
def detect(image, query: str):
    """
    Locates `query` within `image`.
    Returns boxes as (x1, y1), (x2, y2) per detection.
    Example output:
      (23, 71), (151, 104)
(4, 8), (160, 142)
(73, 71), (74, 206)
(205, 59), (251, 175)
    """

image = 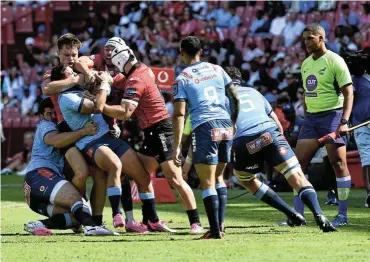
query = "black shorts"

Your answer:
(24, 168), (67, 216)
(139, 118), (173, 164)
